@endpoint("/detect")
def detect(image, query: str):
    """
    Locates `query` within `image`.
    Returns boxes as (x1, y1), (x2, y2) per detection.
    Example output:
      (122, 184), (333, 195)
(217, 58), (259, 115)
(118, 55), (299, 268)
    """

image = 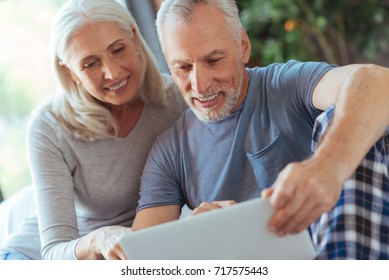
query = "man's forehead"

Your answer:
(162, 16), (233, 63)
